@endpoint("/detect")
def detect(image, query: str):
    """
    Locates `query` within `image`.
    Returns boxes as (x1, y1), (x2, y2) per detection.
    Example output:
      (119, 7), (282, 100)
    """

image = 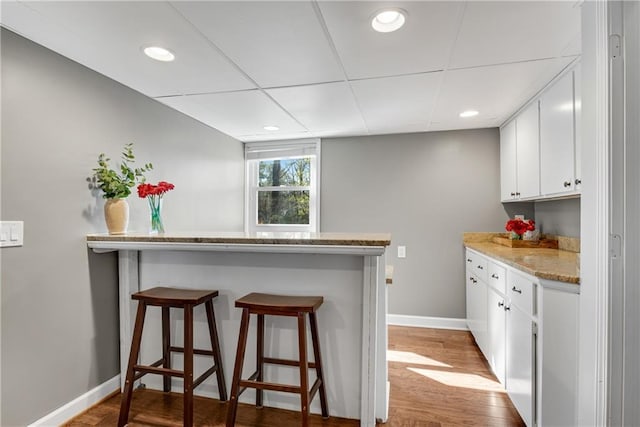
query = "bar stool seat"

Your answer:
(226, 292), (329, 427)
(118, 287), (227, 427)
